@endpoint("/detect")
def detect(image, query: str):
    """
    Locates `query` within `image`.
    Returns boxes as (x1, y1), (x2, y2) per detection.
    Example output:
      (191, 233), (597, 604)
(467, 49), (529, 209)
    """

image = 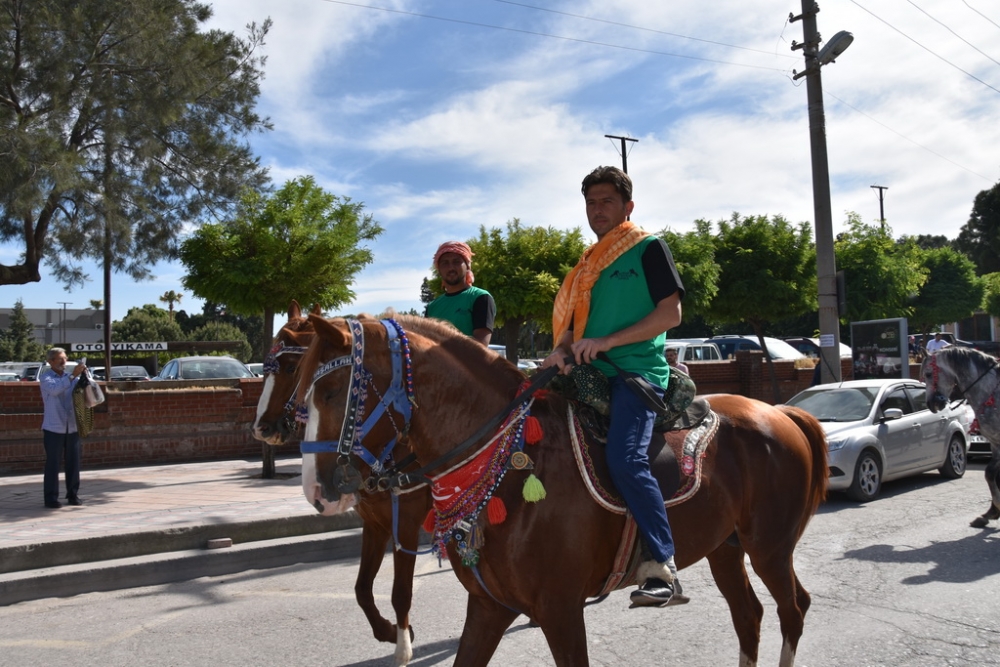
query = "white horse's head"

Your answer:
(922, 347), (997, 413)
